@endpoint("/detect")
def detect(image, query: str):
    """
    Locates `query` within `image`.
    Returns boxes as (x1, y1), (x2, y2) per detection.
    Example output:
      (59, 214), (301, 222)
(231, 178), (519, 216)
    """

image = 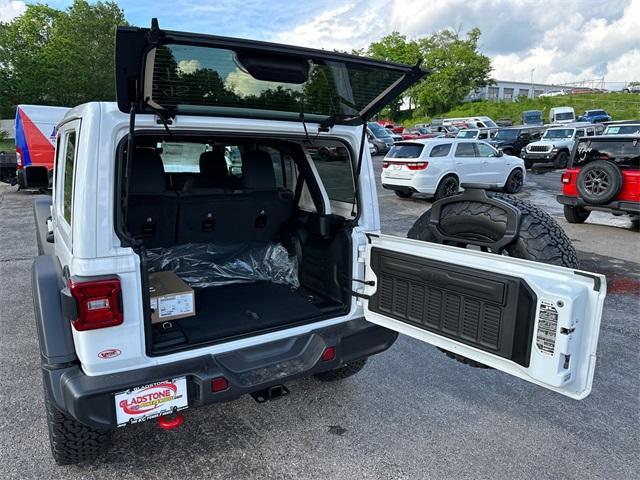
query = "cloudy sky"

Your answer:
(2, 0), (639, 88)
